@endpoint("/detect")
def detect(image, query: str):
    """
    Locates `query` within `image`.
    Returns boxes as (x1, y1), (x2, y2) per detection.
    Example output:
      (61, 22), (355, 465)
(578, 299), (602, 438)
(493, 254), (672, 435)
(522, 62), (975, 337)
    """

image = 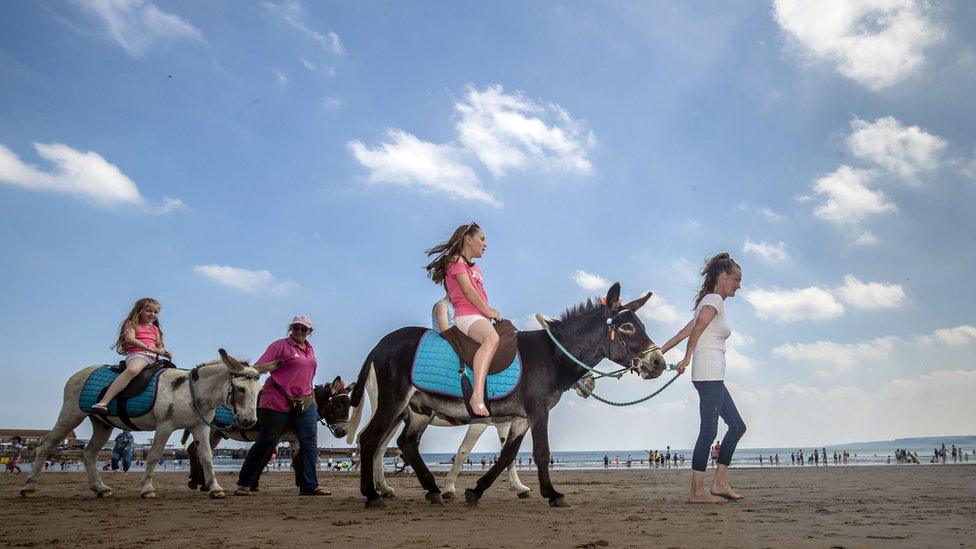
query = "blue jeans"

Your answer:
(111, 447), (133, 472)
(692, 381), (746, 472)
(237, 405), (319, 491)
